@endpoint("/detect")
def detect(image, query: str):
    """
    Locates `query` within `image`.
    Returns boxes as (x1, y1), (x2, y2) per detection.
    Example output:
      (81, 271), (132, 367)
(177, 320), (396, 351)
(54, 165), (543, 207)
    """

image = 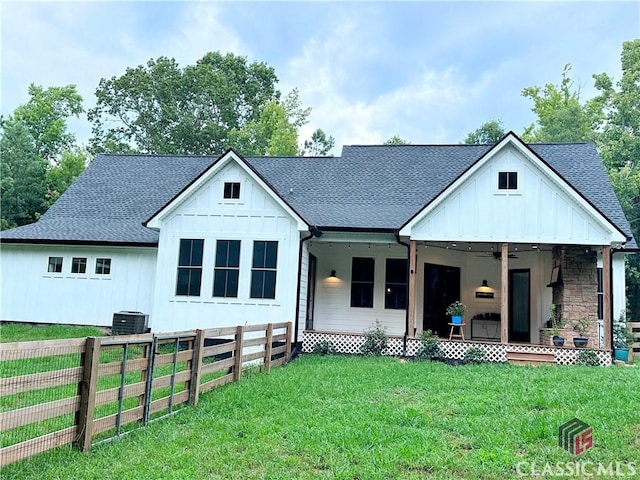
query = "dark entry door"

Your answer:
(423, 263), (461, 337)
(509, 269), (530, 343)
(305, 254), (317, 330)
